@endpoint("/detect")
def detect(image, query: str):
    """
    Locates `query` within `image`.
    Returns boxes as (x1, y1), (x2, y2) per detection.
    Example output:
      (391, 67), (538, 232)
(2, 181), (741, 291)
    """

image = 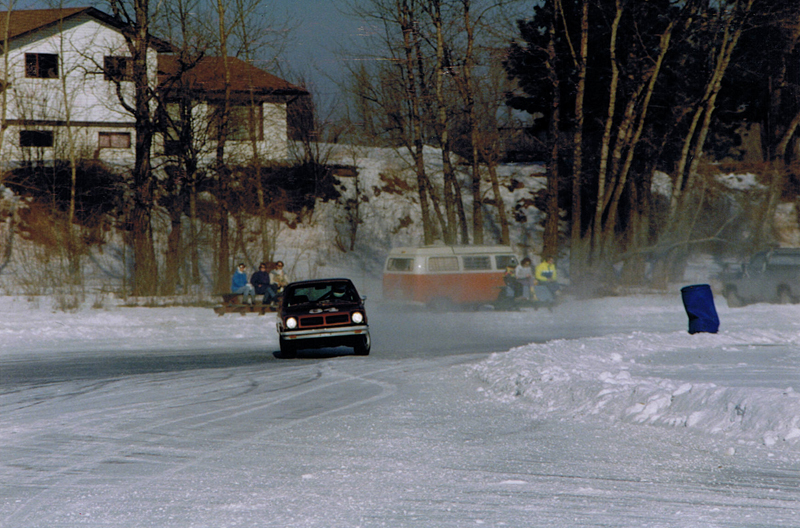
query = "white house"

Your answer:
(0, 7), (307, 167)
(157, 54), (309, 163)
